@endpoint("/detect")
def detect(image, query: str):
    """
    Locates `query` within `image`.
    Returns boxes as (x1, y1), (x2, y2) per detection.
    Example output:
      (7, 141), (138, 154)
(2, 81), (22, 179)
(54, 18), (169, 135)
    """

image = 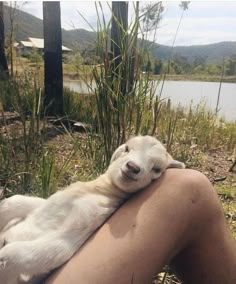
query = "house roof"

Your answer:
(19, 37), (71, 51)
(28, 37), (44, 49)
(20, 41), (34, 47)
(62, 45), (71, 51)
(29, 37), (71, 51)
